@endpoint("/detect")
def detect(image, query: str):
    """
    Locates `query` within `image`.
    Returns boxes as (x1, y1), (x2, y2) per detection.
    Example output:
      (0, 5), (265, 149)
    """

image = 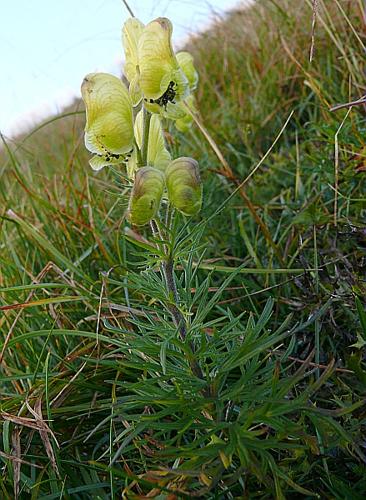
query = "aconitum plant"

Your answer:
(81, 16), (203, 376)
(81, 16), (201, 219)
